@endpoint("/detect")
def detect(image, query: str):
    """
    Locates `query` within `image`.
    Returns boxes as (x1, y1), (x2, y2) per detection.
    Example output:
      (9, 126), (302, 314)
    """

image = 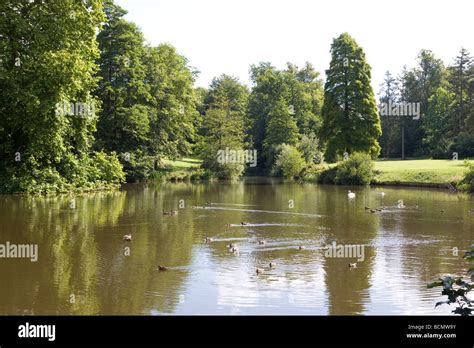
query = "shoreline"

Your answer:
(0, 176), (467, 195)
(370, 181), (458, 191)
